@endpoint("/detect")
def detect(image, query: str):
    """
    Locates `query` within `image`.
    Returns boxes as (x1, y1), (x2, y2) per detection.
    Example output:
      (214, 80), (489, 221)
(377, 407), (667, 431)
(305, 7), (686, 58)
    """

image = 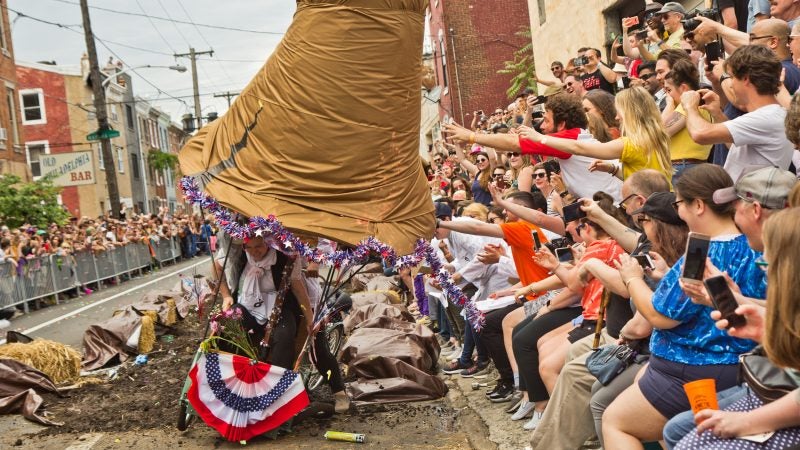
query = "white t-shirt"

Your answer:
(723, 104), (794, 181)
(560, 130), (623, 202)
